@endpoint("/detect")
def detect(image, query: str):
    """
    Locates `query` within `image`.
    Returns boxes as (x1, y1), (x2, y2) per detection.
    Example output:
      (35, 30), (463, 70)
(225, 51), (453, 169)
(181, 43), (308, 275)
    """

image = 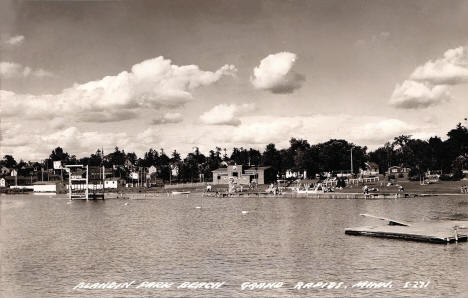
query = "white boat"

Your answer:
(171, 191), (190, 195)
